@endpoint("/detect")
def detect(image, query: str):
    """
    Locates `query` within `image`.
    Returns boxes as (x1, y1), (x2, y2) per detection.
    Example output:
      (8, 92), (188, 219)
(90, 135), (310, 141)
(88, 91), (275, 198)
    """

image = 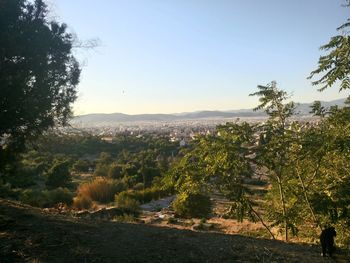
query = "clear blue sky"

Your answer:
(51, 0), (349, 115)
